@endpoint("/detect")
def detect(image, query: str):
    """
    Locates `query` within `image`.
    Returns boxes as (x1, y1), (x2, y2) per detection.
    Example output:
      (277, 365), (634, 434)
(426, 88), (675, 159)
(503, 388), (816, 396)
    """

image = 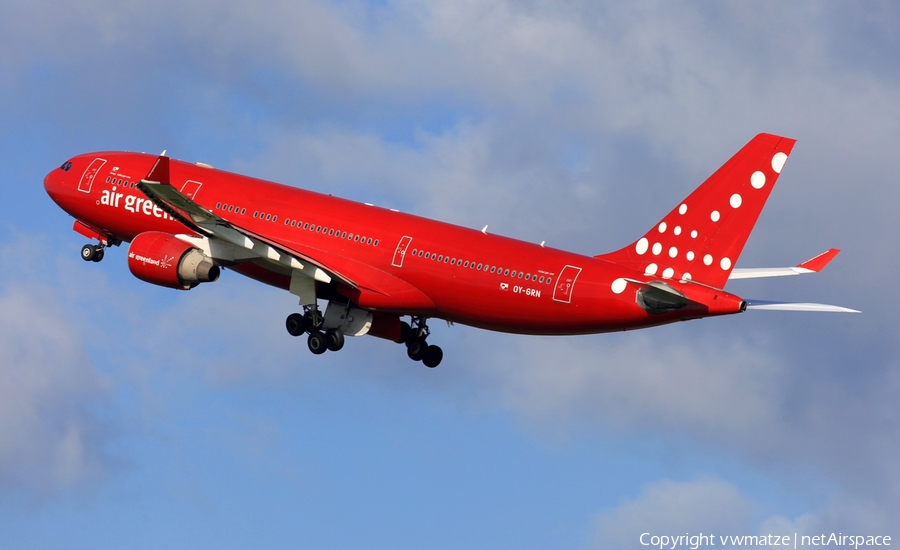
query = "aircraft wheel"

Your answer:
(399, 321), (413, 345)
(307, 331), (327, 355)
(325, 328), (344, 352)
(422, 345), (443, 368)
(81, 244), (97, 261)
(286, 313), (308, 337)
(92, 248), (104, 262)
(407, 339), (428, 361)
